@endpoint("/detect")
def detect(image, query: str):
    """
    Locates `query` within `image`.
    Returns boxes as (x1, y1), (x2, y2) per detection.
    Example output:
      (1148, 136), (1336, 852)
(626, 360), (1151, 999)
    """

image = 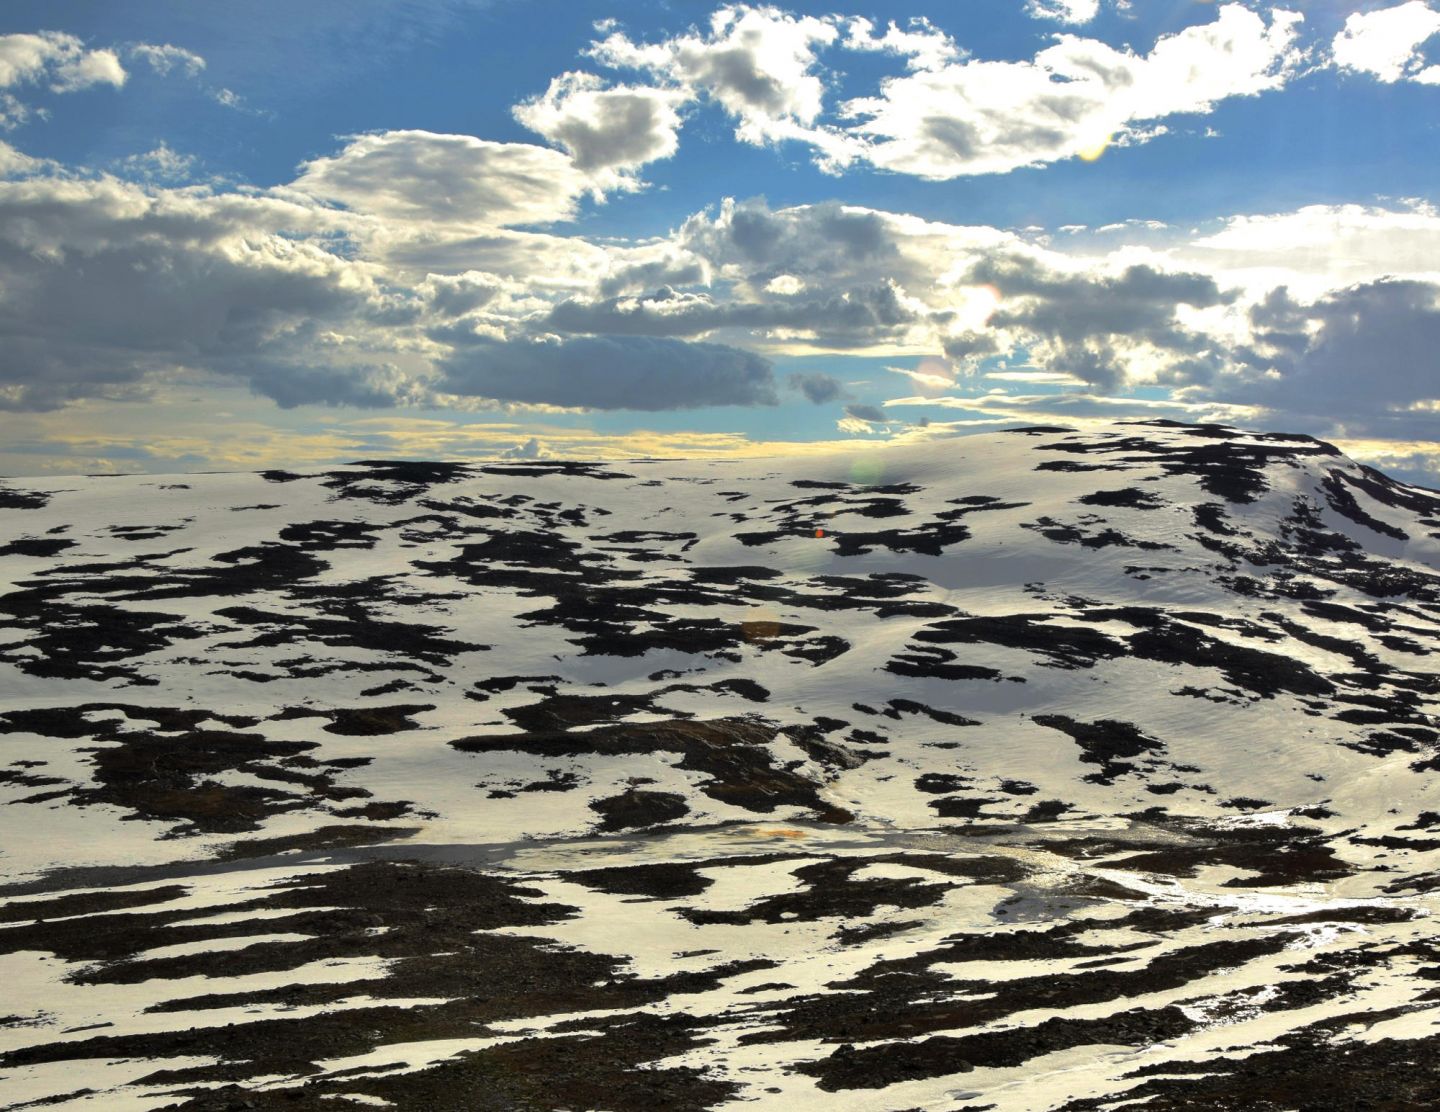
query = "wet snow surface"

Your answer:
(2, 420), (1440, 1110)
